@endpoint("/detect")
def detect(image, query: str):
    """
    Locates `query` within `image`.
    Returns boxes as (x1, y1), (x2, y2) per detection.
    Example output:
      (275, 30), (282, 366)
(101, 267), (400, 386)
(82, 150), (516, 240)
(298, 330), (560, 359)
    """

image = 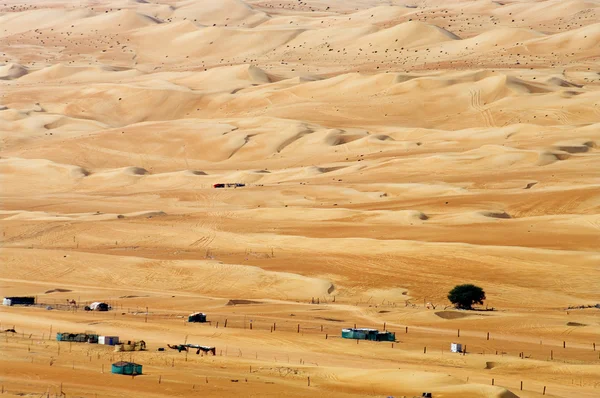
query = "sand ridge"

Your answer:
(1, 0), (600, 397)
